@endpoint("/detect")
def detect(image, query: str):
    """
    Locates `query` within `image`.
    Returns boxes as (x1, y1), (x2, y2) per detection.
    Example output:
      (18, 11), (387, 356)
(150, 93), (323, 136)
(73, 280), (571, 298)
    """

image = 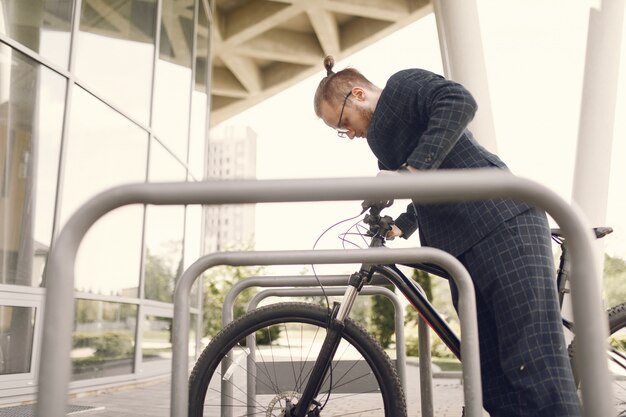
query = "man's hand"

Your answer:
(377, 170), (400, 177)
(386, 224), (403, 240)
(377, 164), (417, 177)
